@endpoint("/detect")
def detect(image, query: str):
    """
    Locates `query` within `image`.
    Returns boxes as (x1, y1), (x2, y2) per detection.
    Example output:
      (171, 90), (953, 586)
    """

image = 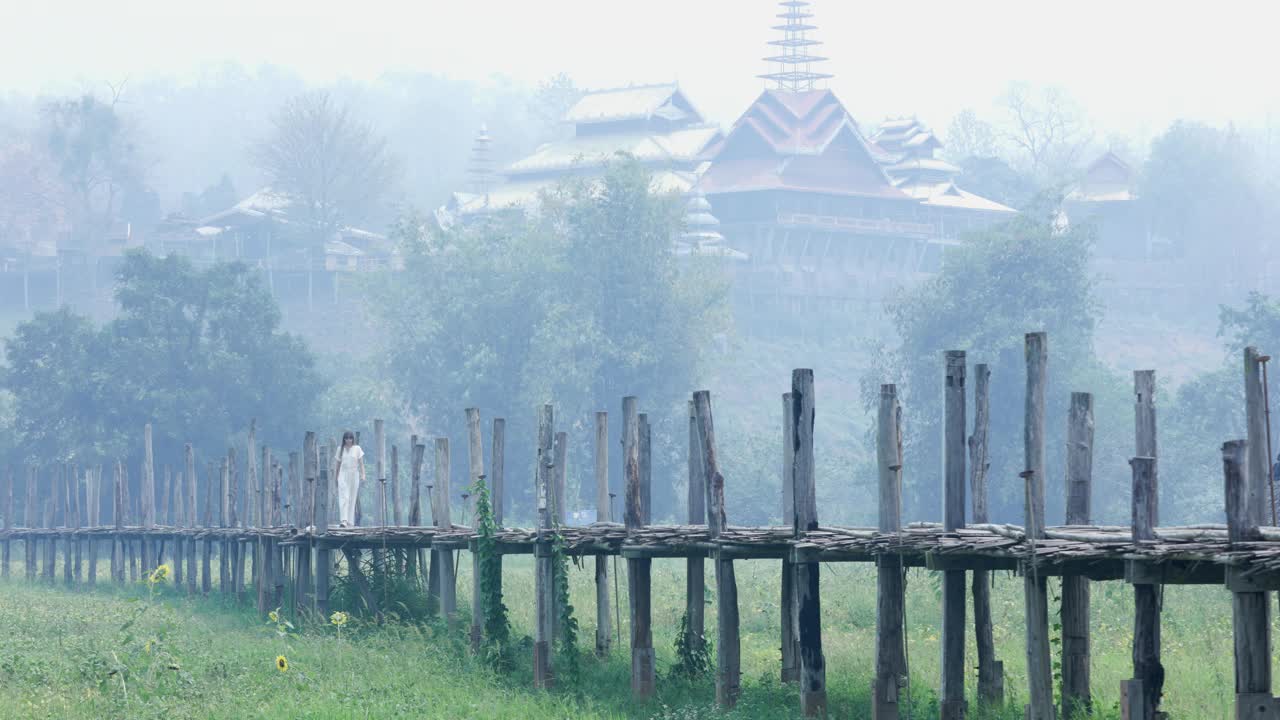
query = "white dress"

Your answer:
(336, 444), (364, 526)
